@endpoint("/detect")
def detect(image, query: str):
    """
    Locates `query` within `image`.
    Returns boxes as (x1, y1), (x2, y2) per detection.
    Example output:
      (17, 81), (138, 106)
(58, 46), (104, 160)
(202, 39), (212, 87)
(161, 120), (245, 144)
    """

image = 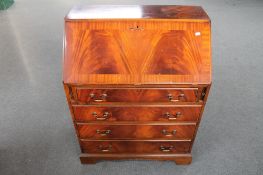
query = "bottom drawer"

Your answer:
(81, 141), (191, 154)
